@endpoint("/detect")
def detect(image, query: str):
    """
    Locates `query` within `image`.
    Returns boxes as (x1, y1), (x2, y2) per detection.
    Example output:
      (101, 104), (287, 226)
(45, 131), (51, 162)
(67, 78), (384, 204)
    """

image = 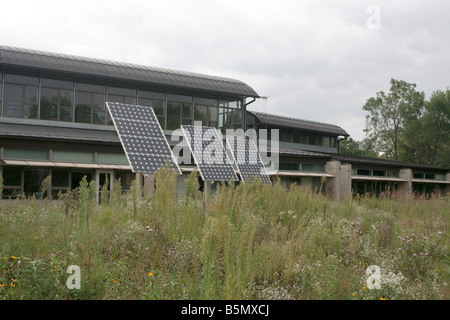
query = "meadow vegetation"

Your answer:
(0, 167), (448, 300)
